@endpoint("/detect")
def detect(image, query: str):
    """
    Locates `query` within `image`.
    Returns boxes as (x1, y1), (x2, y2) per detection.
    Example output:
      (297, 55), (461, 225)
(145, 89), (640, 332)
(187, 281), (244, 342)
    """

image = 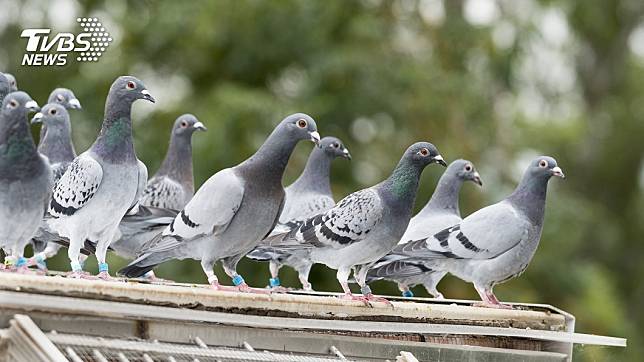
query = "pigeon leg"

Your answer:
(267, 261), (290, 293)
(66, 232), (95, 279)
(94, 238), (119, 281)
(399, 284), (414, 298)
(422, 282), (445, 300)
(222, 255), (270, 294)
(336, 267), (369, 306)
(354, 265), (393, 307)
(296, 263), (313, 291)
(201, 258), (222, 289)
(27, 242), (61, 272)
(473, 284), (512, 309)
